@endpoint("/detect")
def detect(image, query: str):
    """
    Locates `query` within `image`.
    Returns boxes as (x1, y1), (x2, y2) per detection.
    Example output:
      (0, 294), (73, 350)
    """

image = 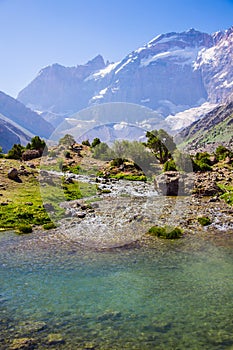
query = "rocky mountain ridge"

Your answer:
(0, 112), (31, 152)
(17, 27), (233, 125)
(0, 91), (54, 138)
